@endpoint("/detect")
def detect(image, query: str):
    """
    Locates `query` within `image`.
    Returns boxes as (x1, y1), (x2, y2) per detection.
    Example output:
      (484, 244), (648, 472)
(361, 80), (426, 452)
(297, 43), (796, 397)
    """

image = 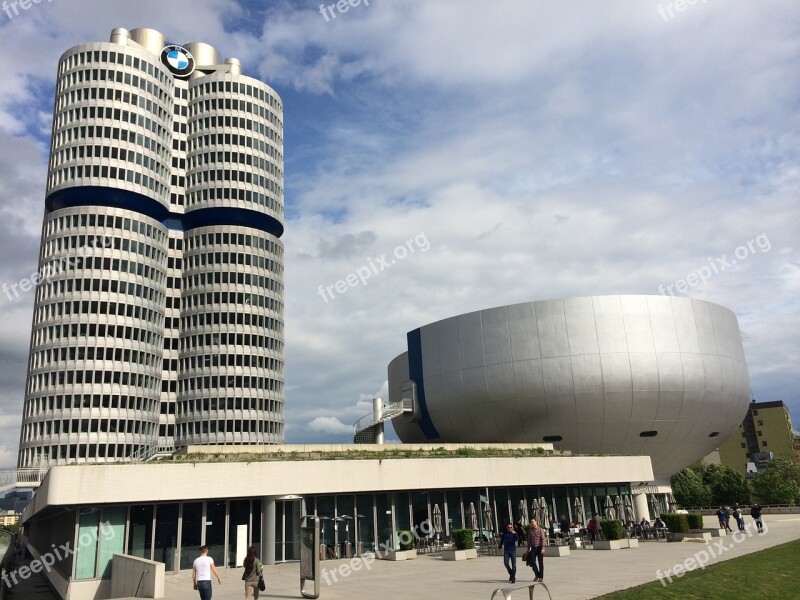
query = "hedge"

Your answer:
(687, 513), (704, 530)
(600, 519), (623, 540)
(661, 512), (689, 533)
(452, 528), (475, 550)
